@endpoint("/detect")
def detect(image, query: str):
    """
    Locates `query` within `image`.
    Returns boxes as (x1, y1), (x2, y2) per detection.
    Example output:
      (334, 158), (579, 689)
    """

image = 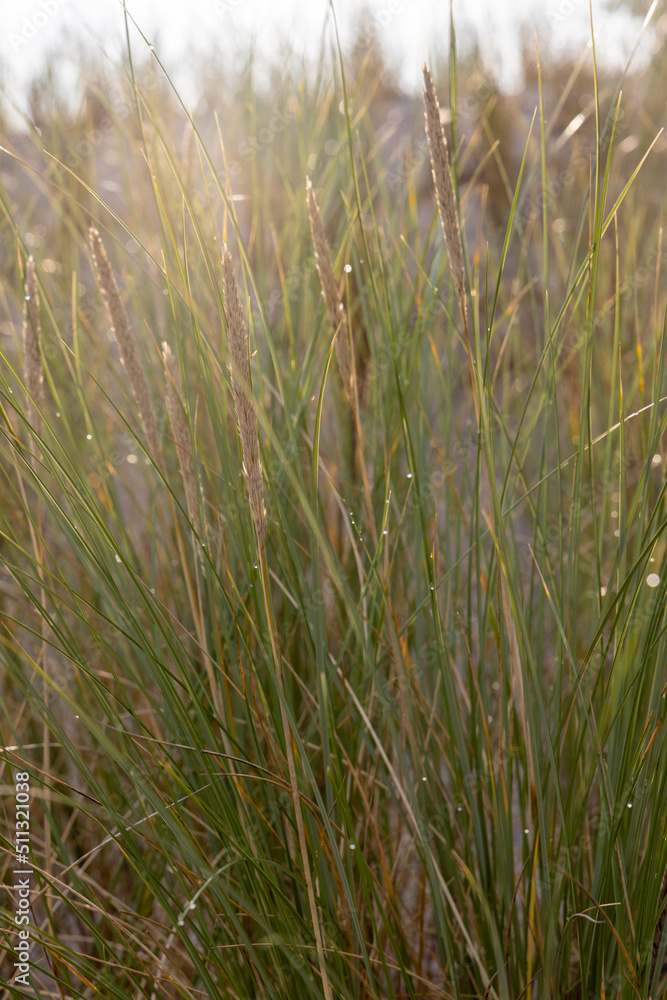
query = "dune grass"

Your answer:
(1, 8), (667, 999)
